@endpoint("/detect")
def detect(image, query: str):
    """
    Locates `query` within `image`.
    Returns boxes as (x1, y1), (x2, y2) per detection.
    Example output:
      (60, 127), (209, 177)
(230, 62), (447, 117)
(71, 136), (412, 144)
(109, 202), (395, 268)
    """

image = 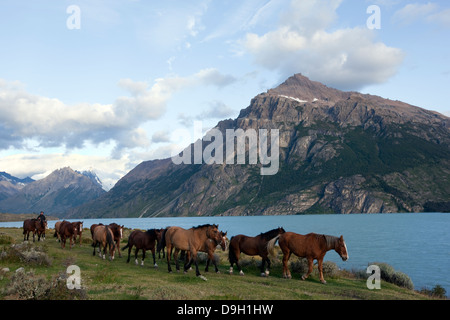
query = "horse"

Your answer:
(228, 227), (285, 277)
(108, 223), (124, 257)
(267, 232), (349, 284)
(58, 220), (77, 249)
(203, 231), (228, 273)
(23, 219), (47, 242)
(72, 221), (84, 246)
(92, 225), (116, 260)
(90, 223), (104, 238)
(121, 229), (161, 267)
(162, 224), (222, 278)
